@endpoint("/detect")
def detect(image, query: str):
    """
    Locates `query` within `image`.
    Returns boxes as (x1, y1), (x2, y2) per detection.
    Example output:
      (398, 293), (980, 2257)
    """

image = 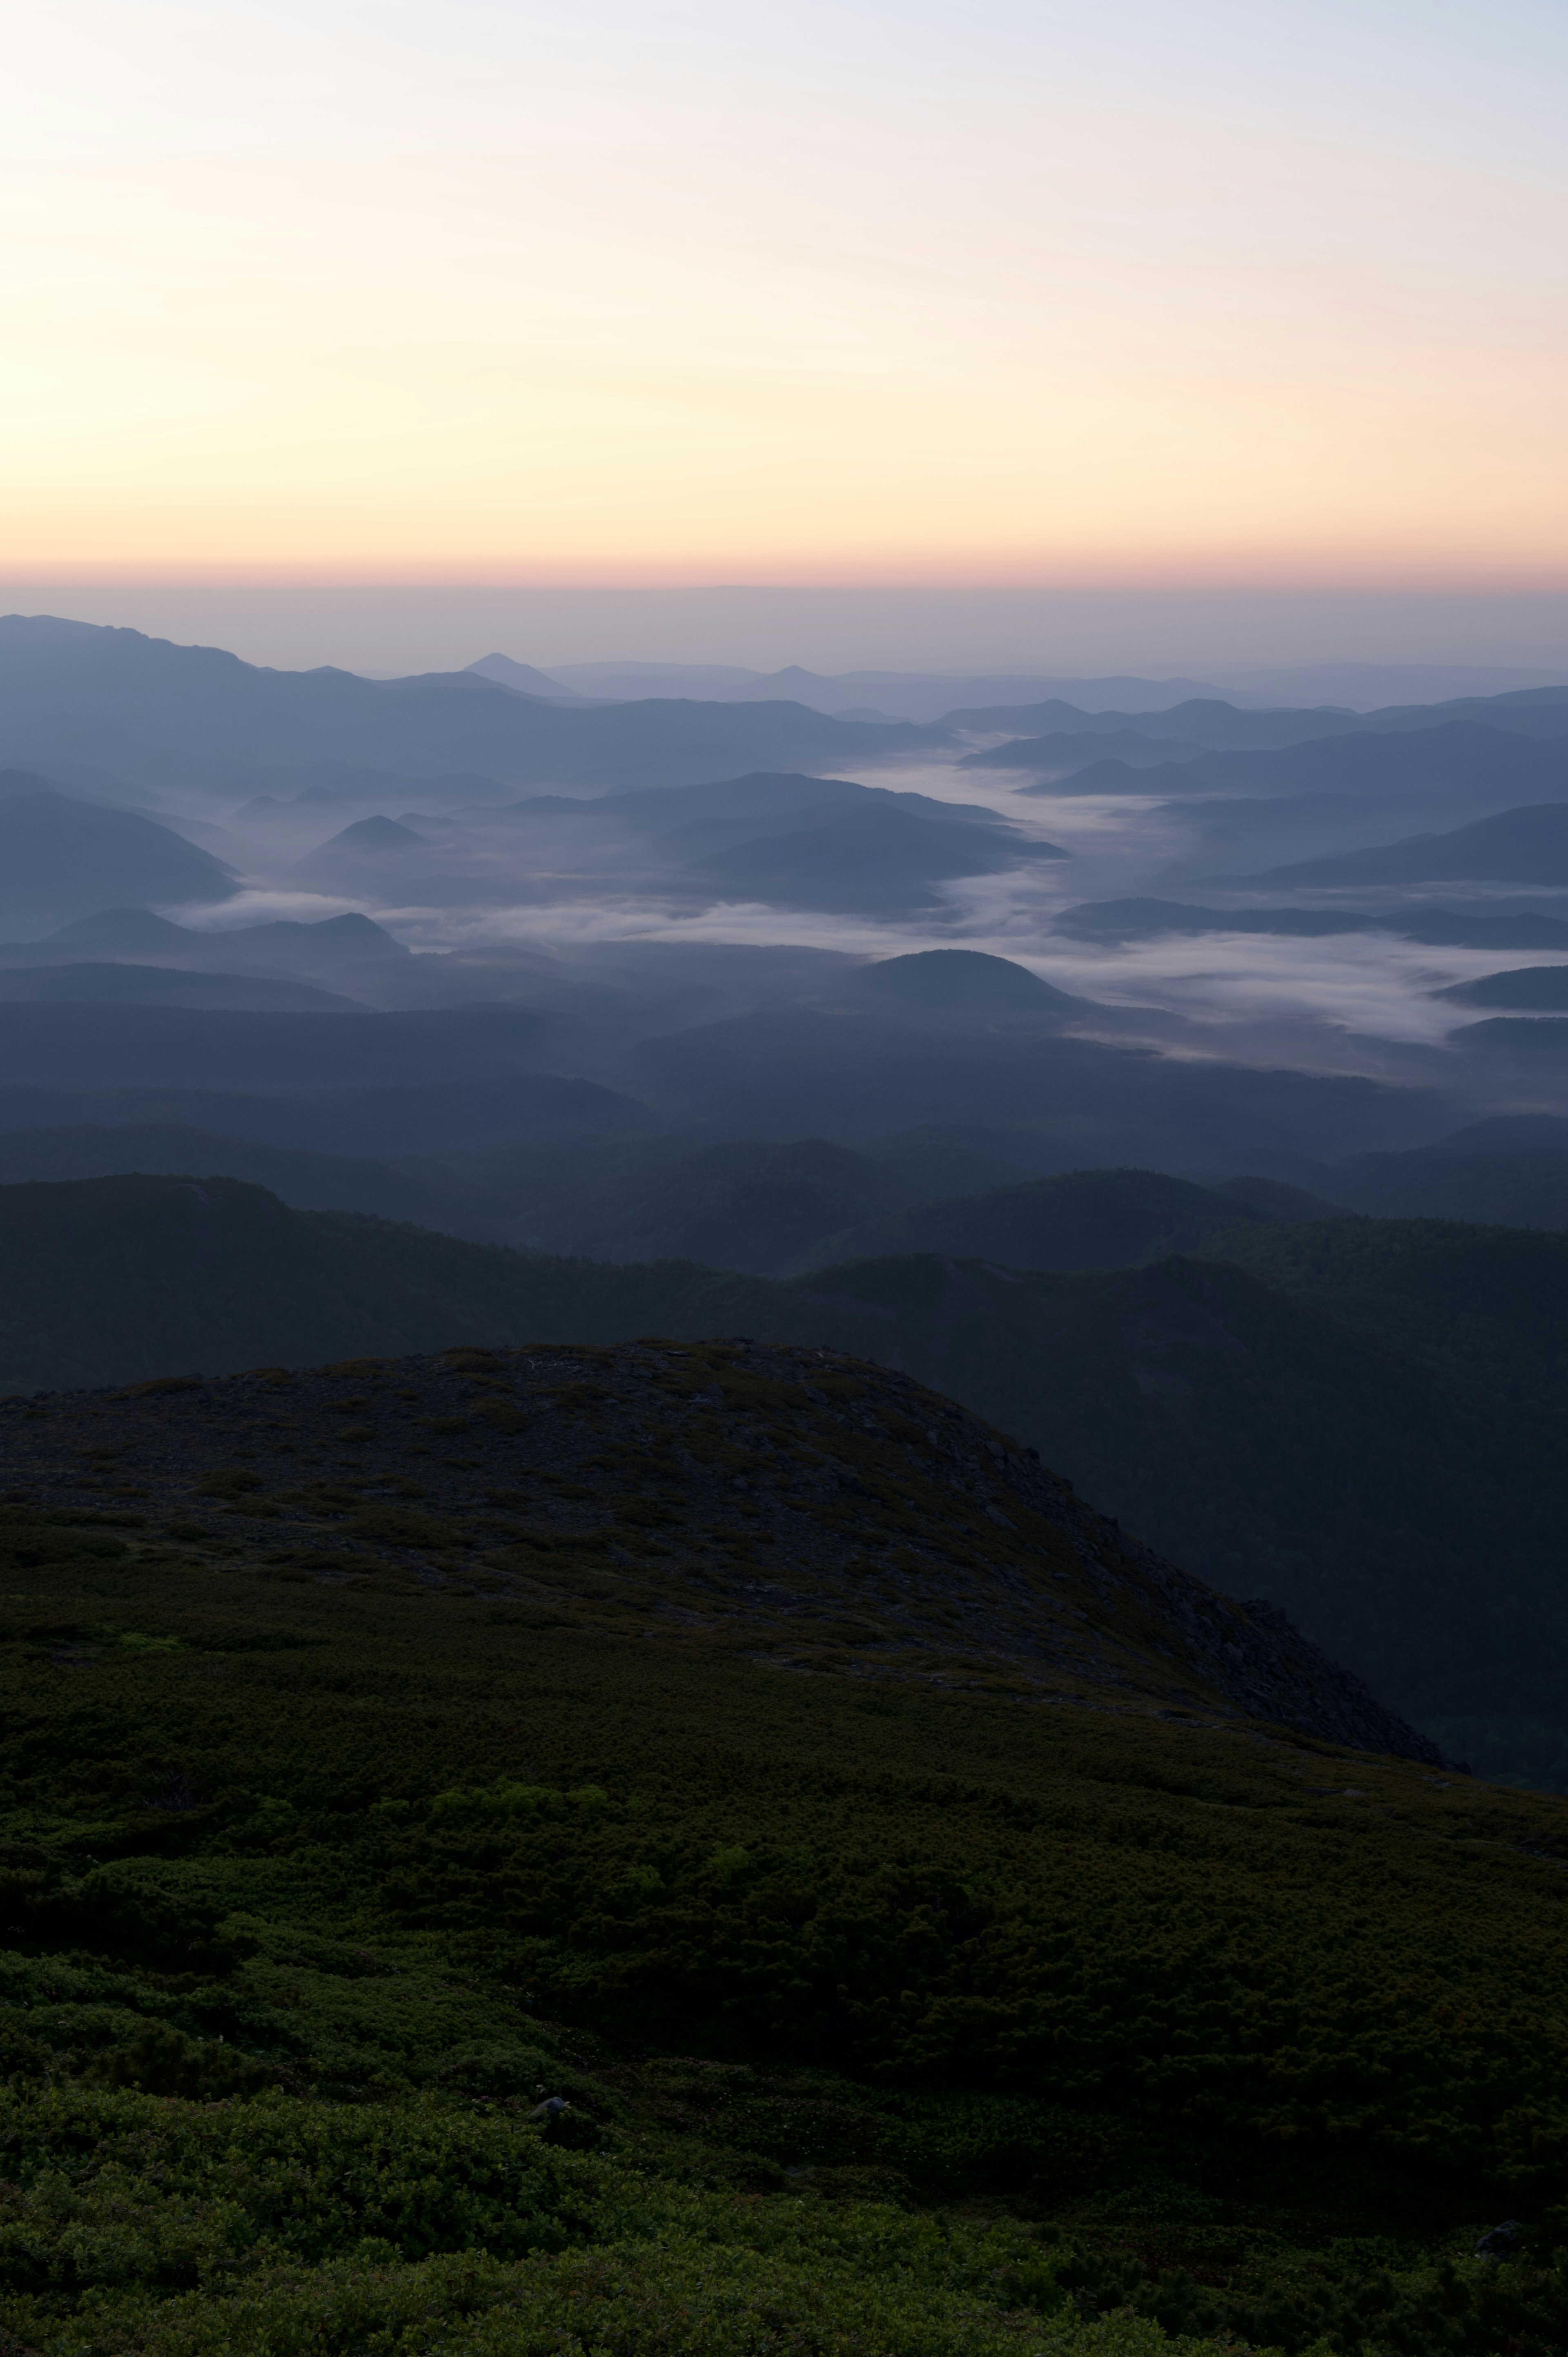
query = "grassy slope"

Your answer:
(5, 1338), (1568, 2354)
(4, 1177), (1568, 1784)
